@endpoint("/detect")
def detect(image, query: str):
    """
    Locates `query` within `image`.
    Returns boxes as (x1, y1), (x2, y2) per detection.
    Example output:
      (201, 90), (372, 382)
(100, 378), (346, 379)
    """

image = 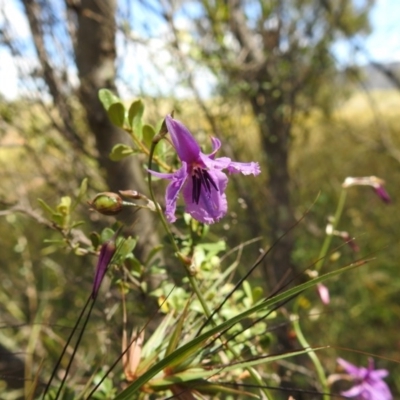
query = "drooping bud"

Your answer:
(342, 176), (391, 203)
(92, 240), (117, 299)
(88, 192), (123, 215)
